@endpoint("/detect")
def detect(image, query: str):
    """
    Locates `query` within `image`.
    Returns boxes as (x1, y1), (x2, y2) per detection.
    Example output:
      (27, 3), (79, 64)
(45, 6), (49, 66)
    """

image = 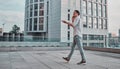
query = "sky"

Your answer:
(0, 0), (120, 35)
